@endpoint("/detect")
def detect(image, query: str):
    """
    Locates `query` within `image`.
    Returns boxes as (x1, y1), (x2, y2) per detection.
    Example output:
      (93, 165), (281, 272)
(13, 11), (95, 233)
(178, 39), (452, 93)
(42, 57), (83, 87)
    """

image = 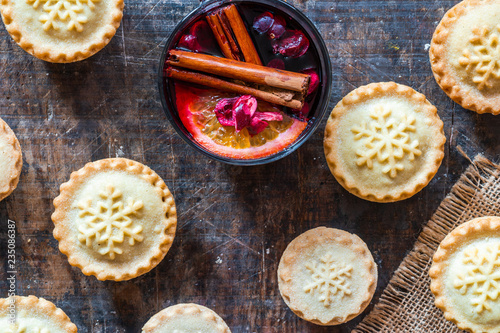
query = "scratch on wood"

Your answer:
(262, 242), (265, 275)
(236, 271), (261, 285)
(179, 201), (216, 222)
(55, 131), (111, 174)
(121, 27), (127, 67)
(200, 239), (234, 257)
(42, 90), (53, 121)
(123, 36), (159, 45)
(64, 124), (77, 135)
(8, 62), (30, 90)
(169, 135), (177, 196)
(445, 103), (455, 196)
(417, 76), (433, 91)
(142, 36), (170, 59)
(203, 219), (262, 257)
(88, 99), (108, 116)
(138, 120), (145, 161)
(133, 0), (162, 30)
(338, 46), (393, 81)
(339, 75), (357, 90)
